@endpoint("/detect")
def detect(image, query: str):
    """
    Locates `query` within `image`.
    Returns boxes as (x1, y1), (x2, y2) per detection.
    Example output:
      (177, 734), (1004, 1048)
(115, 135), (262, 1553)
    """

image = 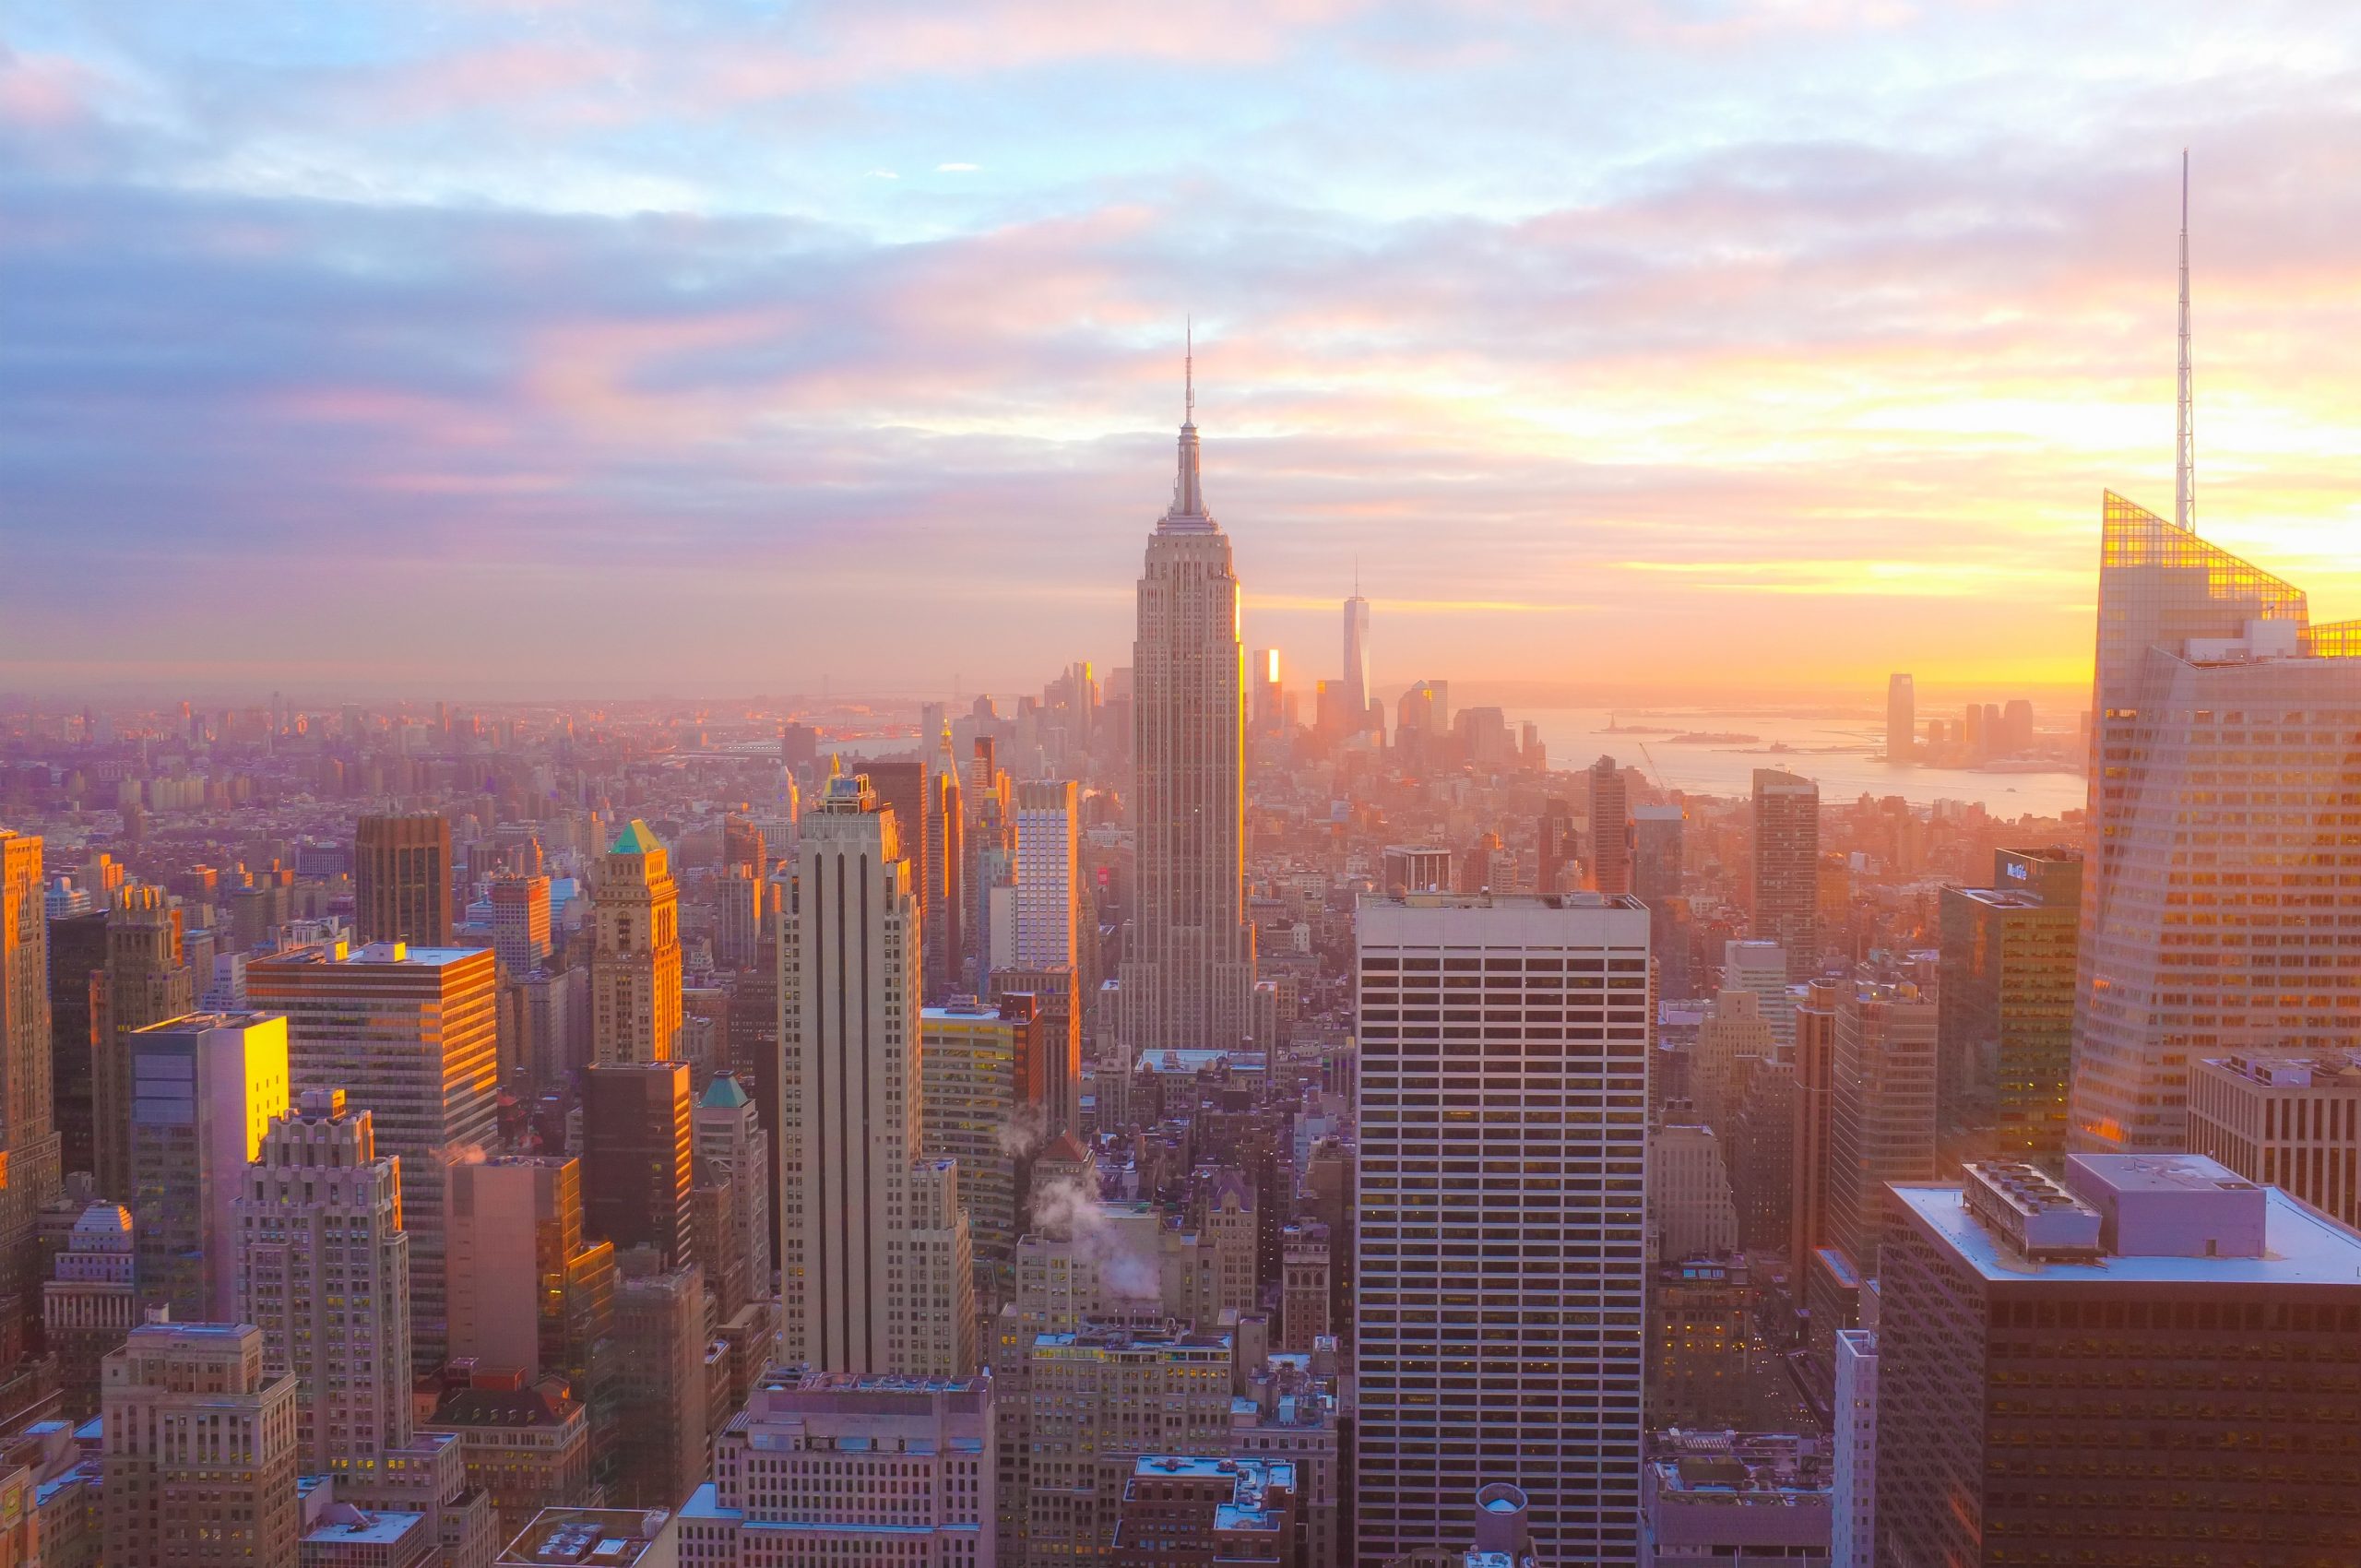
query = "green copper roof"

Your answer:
(700, 1072), (750, 1110)
(610, 819), (662, 855)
